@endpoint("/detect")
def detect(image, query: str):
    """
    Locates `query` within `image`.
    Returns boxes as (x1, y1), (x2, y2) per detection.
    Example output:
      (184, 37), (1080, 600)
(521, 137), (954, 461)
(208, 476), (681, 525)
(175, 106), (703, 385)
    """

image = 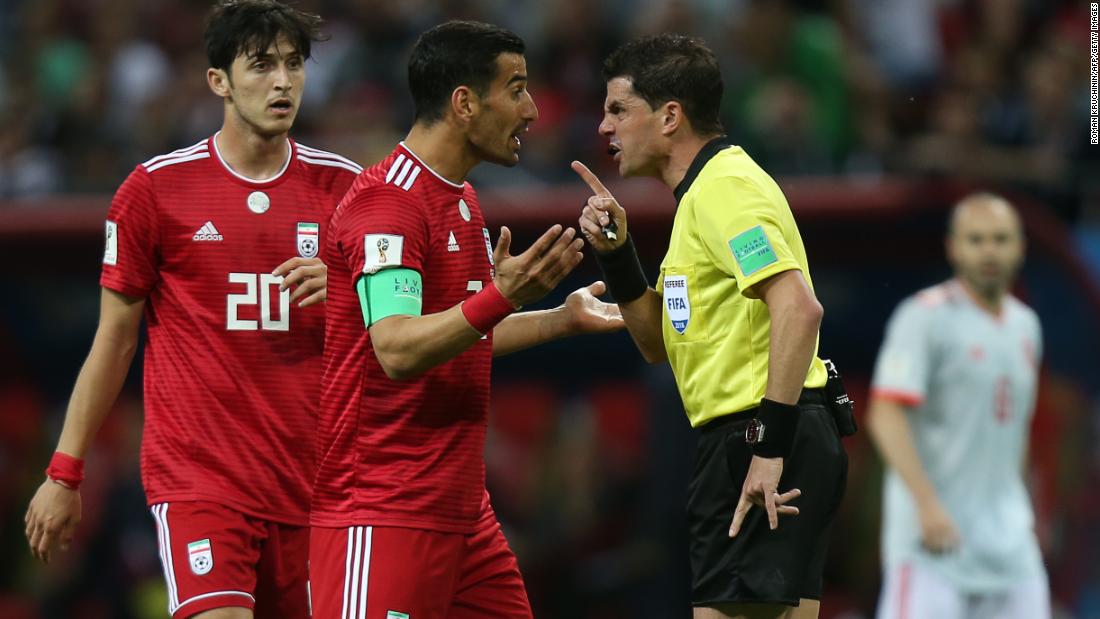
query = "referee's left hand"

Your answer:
(729, 456), (801, 538)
